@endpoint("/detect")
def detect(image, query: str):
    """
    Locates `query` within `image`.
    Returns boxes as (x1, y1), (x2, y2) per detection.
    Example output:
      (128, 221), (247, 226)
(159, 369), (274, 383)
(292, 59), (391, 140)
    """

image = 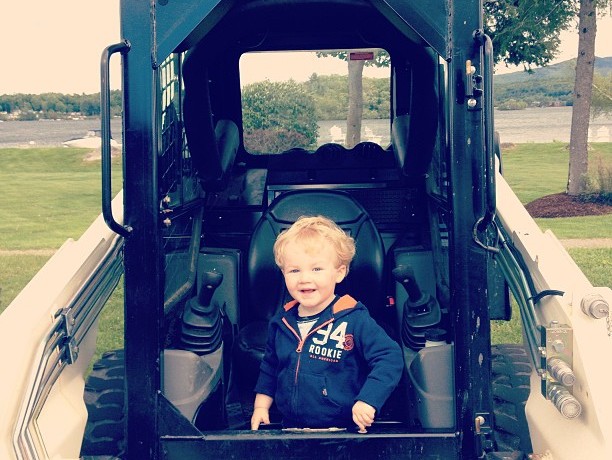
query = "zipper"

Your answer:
(282, 317), (334, 384)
